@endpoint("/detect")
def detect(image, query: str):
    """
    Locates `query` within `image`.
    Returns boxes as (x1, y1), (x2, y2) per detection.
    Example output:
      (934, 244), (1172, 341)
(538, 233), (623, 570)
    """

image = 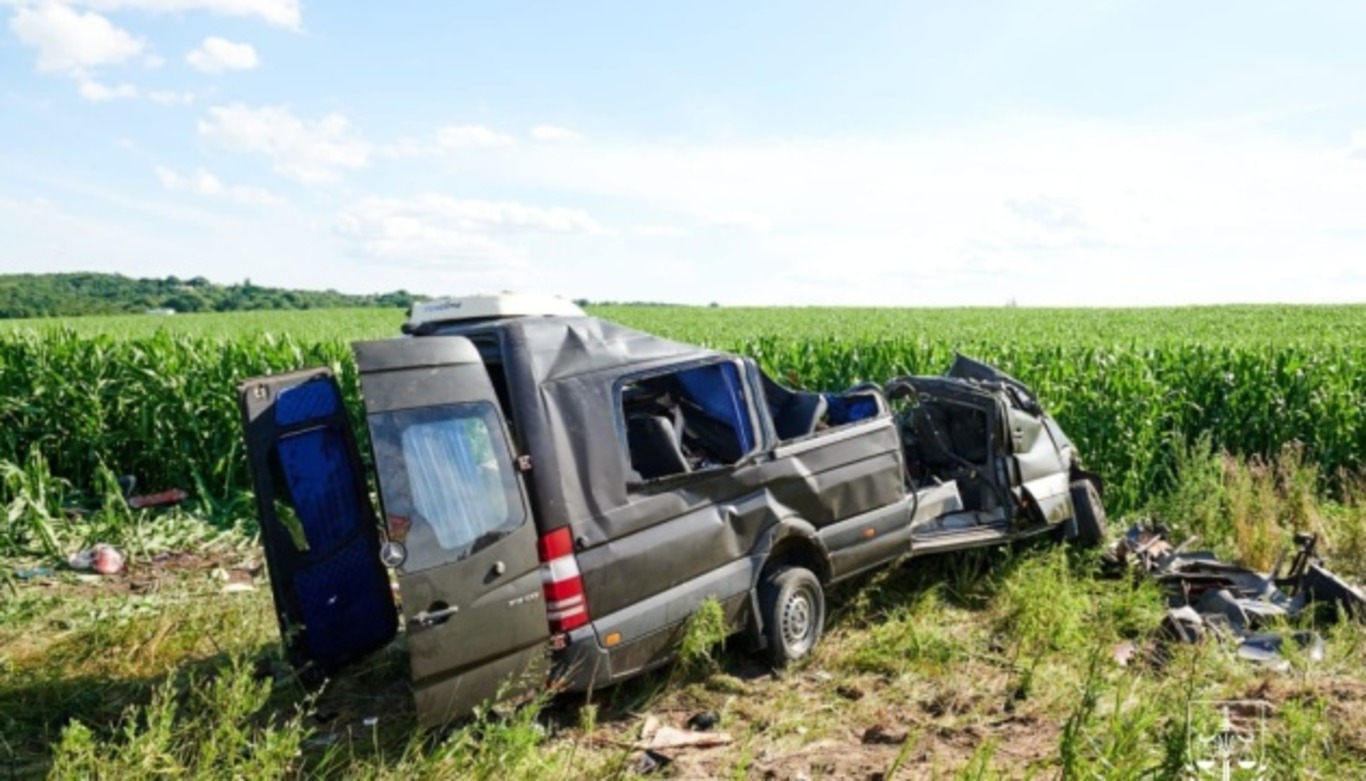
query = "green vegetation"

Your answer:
(0, 273), (418, 319)
(4, 303), (1366, 777)
(3, 304), (1365, 529)
(3, 438), (1366, 777)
